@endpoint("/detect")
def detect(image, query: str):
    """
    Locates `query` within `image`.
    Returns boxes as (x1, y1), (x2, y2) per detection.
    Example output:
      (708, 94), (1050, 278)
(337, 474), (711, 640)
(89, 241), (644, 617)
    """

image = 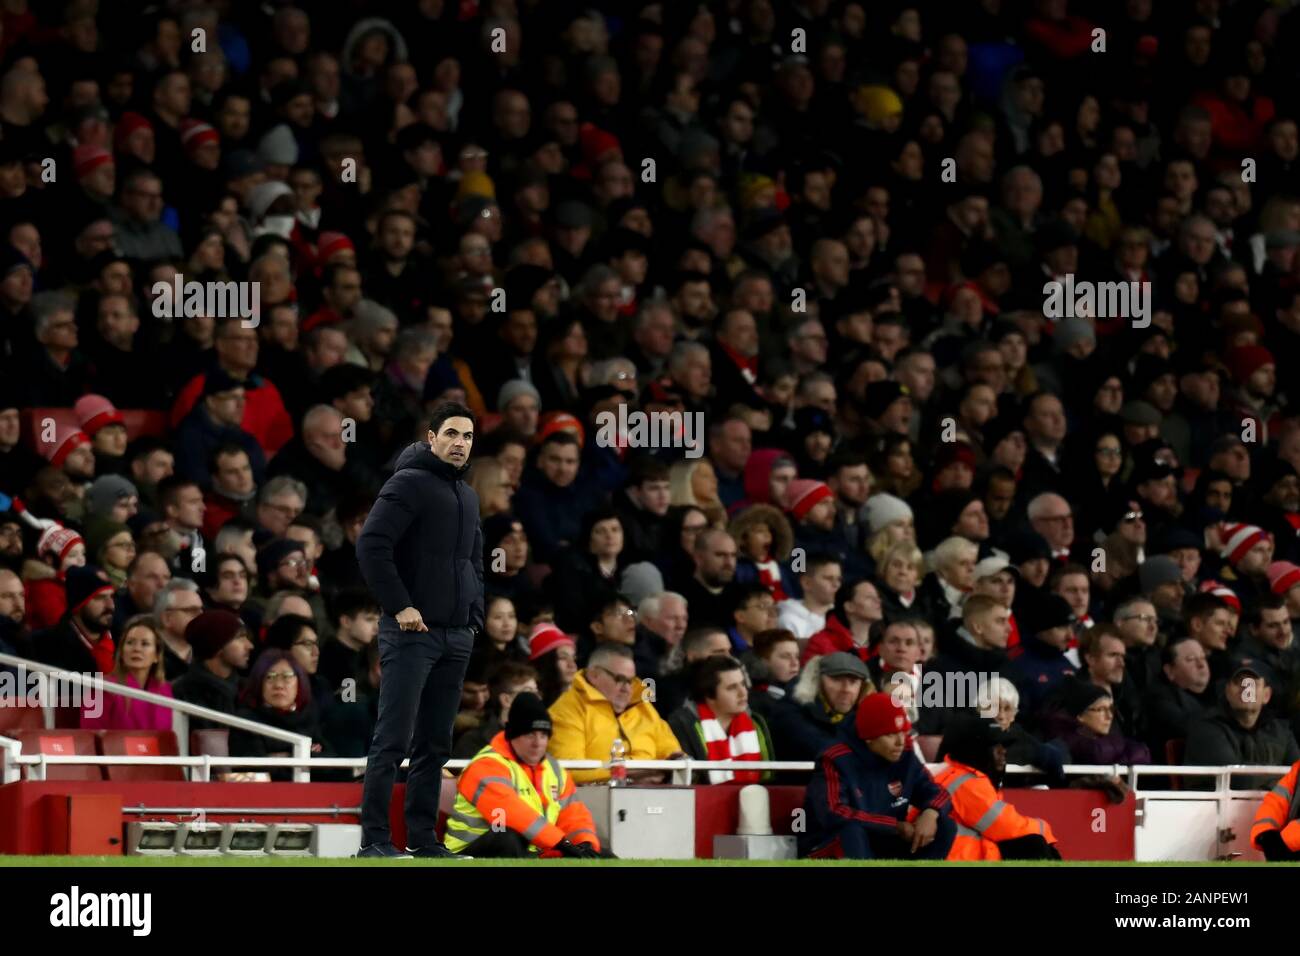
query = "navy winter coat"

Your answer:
(800, 721), (951, 857)
(356, 442), (484, 631)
